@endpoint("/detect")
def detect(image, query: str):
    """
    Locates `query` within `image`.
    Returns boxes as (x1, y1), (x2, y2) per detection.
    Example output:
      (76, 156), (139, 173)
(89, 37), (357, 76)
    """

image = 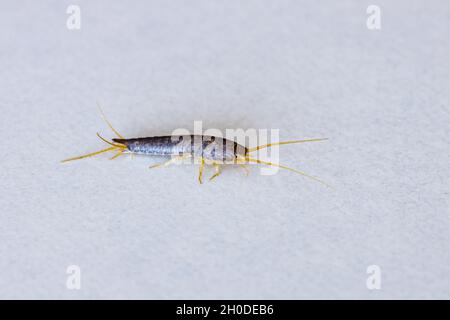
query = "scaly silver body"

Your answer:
(113, 135), (247, 162)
